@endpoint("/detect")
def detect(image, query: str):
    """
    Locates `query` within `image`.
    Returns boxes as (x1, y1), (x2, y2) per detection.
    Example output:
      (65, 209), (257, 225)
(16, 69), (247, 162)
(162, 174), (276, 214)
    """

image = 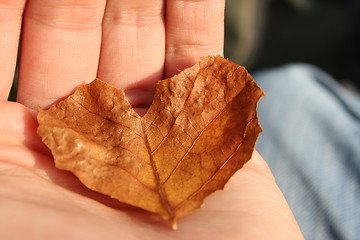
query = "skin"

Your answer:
(0, 0), (304, 239)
